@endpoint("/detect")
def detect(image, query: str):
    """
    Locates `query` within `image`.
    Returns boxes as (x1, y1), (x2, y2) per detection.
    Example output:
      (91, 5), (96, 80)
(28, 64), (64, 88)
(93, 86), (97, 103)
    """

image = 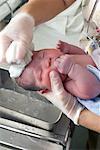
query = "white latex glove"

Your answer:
(0, 12), (35, 64)
(41, 71), (84, 125)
